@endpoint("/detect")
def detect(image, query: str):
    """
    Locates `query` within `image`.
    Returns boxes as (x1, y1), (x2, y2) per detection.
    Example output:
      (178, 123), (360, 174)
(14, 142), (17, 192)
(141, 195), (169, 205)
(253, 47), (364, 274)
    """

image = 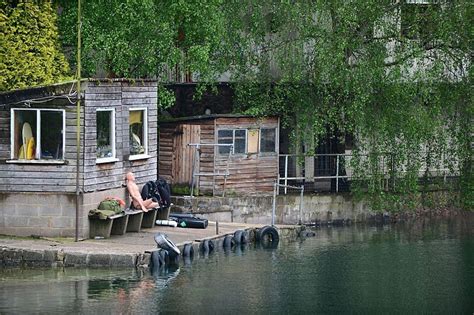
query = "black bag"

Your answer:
(156, 177), (171, 207)
(141, 181), (161, 203)
(169, 213), (208, 229)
